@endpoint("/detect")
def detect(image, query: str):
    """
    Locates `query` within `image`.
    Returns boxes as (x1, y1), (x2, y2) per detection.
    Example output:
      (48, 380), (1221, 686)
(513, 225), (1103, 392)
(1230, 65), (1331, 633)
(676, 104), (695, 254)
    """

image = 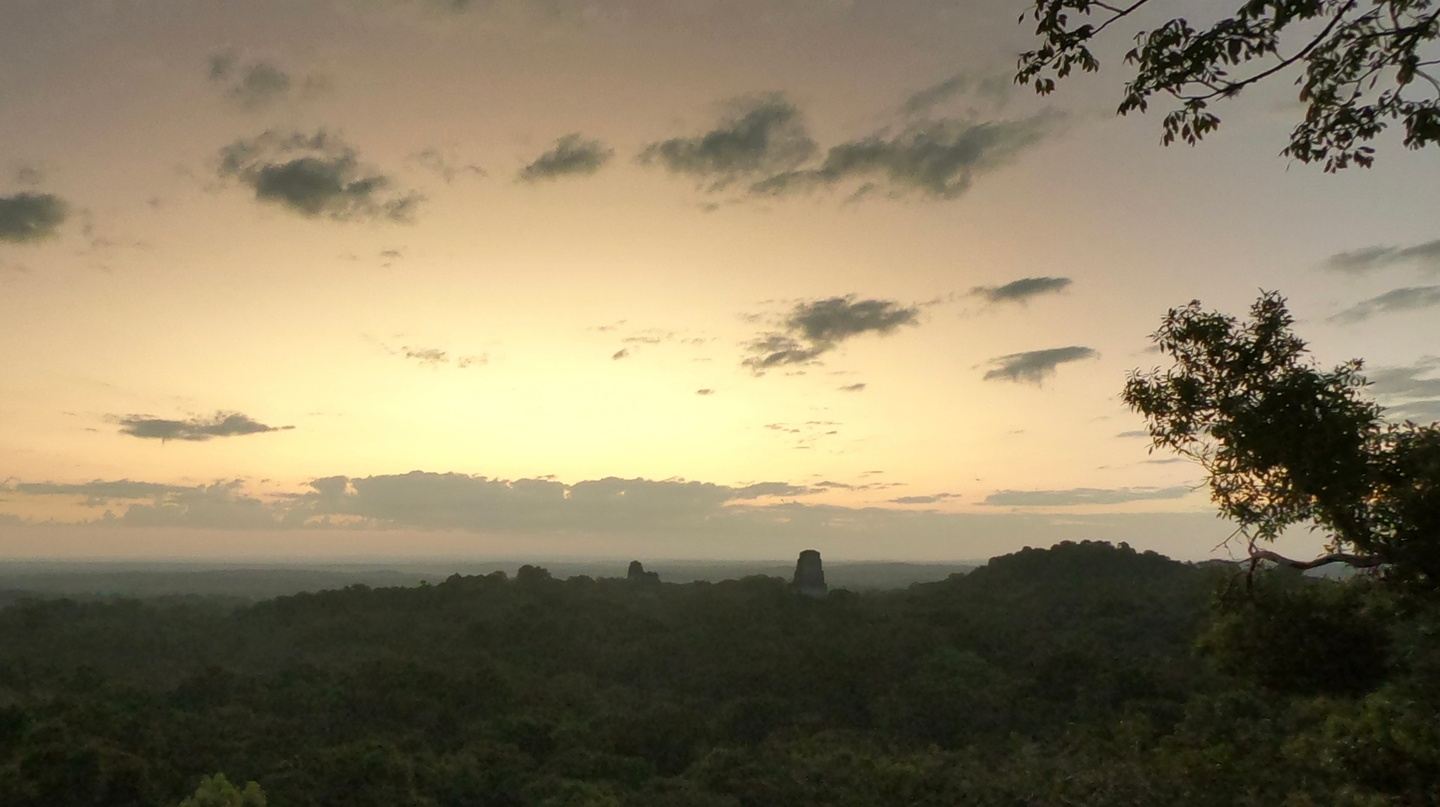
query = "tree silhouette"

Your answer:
(1124, 292), (1439, 586)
